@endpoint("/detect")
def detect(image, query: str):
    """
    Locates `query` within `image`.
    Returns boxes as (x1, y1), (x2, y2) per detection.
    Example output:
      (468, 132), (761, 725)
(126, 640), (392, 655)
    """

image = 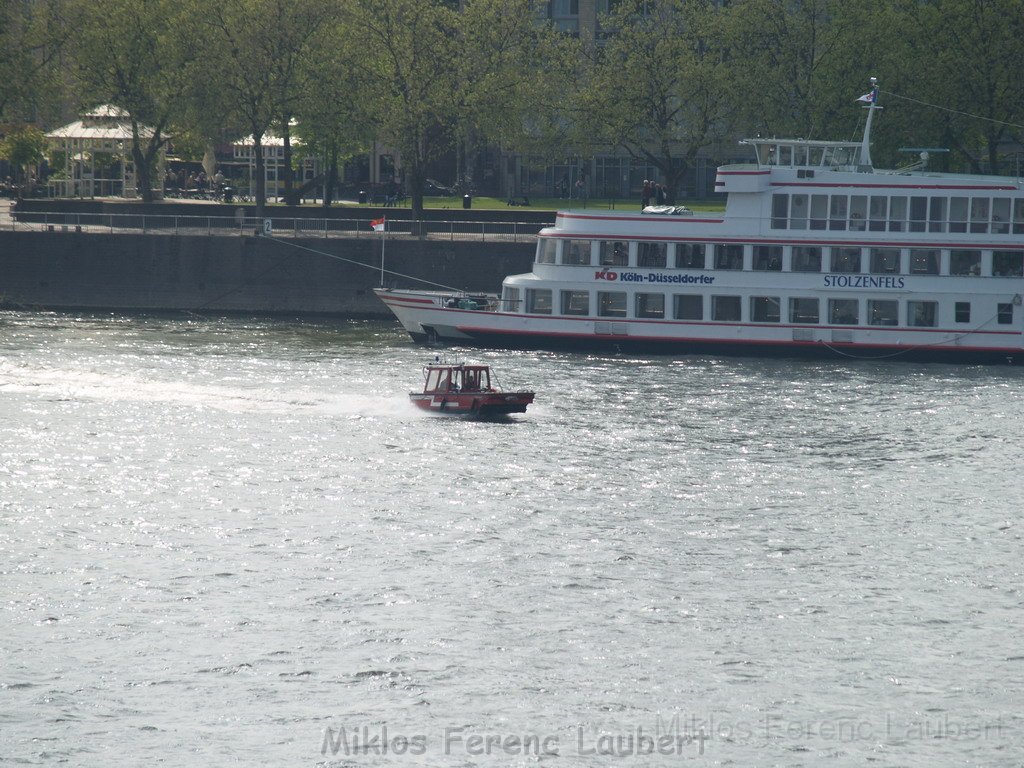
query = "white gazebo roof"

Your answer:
(46, 104), (158, 141)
